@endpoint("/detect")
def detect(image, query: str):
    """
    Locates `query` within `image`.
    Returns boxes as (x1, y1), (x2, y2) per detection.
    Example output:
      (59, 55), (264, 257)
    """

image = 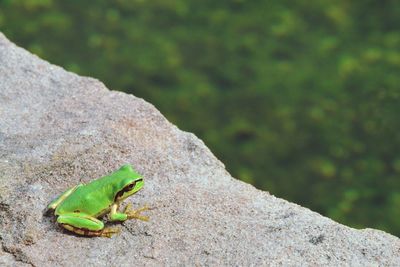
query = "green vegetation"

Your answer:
(1, 1), (400, 236)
